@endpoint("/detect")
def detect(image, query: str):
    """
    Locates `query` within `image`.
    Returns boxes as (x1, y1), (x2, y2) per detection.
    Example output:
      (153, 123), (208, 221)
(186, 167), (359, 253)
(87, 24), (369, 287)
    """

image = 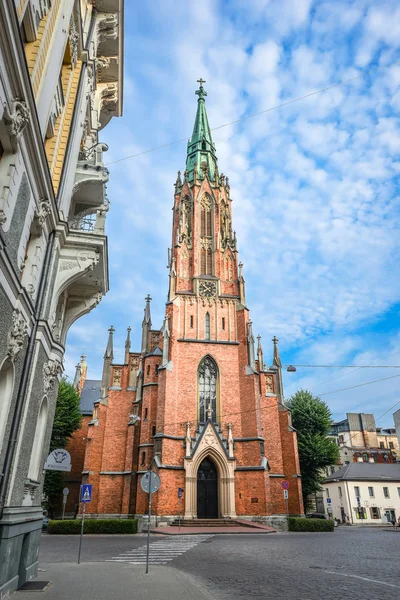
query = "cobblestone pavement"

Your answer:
(39, 528), (400, 600)
(175, 528), (400, 600)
